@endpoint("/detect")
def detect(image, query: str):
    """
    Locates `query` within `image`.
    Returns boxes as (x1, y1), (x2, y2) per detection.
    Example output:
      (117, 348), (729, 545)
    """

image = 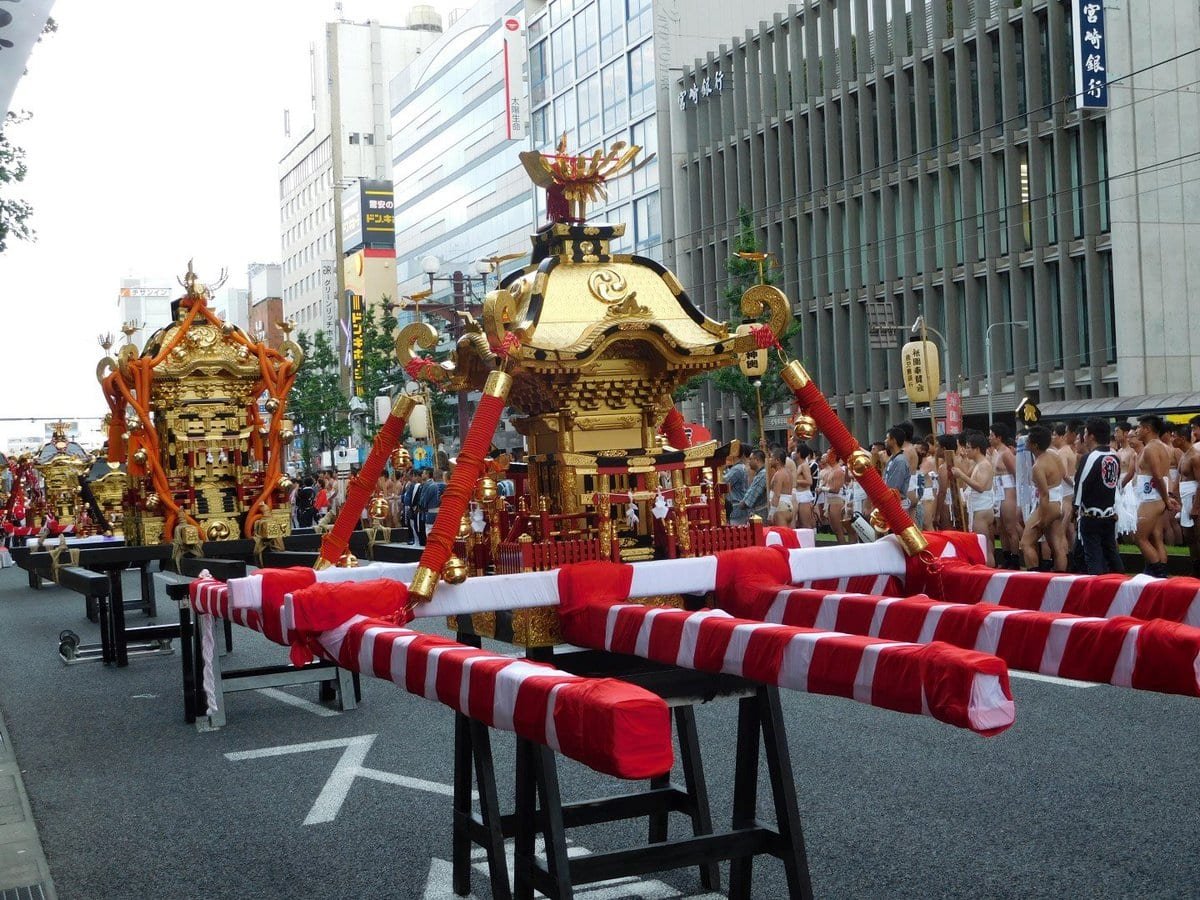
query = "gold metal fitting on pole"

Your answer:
(313, 556), (332, 571)
(391, 393), (417, 419)
(847, 449), (873, 478)
(780, 360), (811, 390)
(897, 525), (929, 556)
(409, 565), (440, 604)
(483, 369), (514, 399)
(442, 555), (469, 585)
